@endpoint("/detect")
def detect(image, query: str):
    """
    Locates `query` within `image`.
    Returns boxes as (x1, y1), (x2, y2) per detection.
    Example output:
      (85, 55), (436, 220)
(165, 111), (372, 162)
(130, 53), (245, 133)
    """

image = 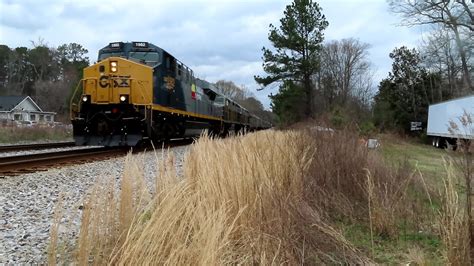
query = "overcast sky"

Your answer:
(0, 0), (425, 108)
